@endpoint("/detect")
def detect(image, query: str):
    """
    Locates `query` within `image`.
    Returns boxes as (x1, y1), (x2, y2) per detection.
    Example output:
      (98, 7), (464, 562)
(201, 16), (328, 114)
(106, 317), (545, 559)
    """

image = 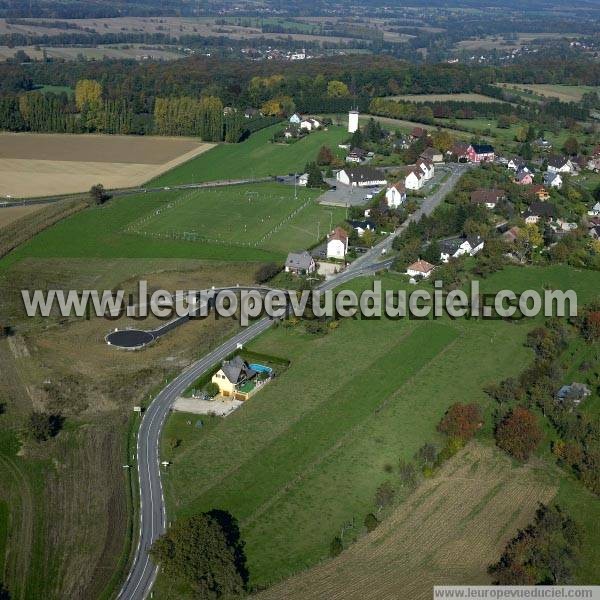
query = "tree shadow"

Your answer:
(207, 509), (249, 586)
